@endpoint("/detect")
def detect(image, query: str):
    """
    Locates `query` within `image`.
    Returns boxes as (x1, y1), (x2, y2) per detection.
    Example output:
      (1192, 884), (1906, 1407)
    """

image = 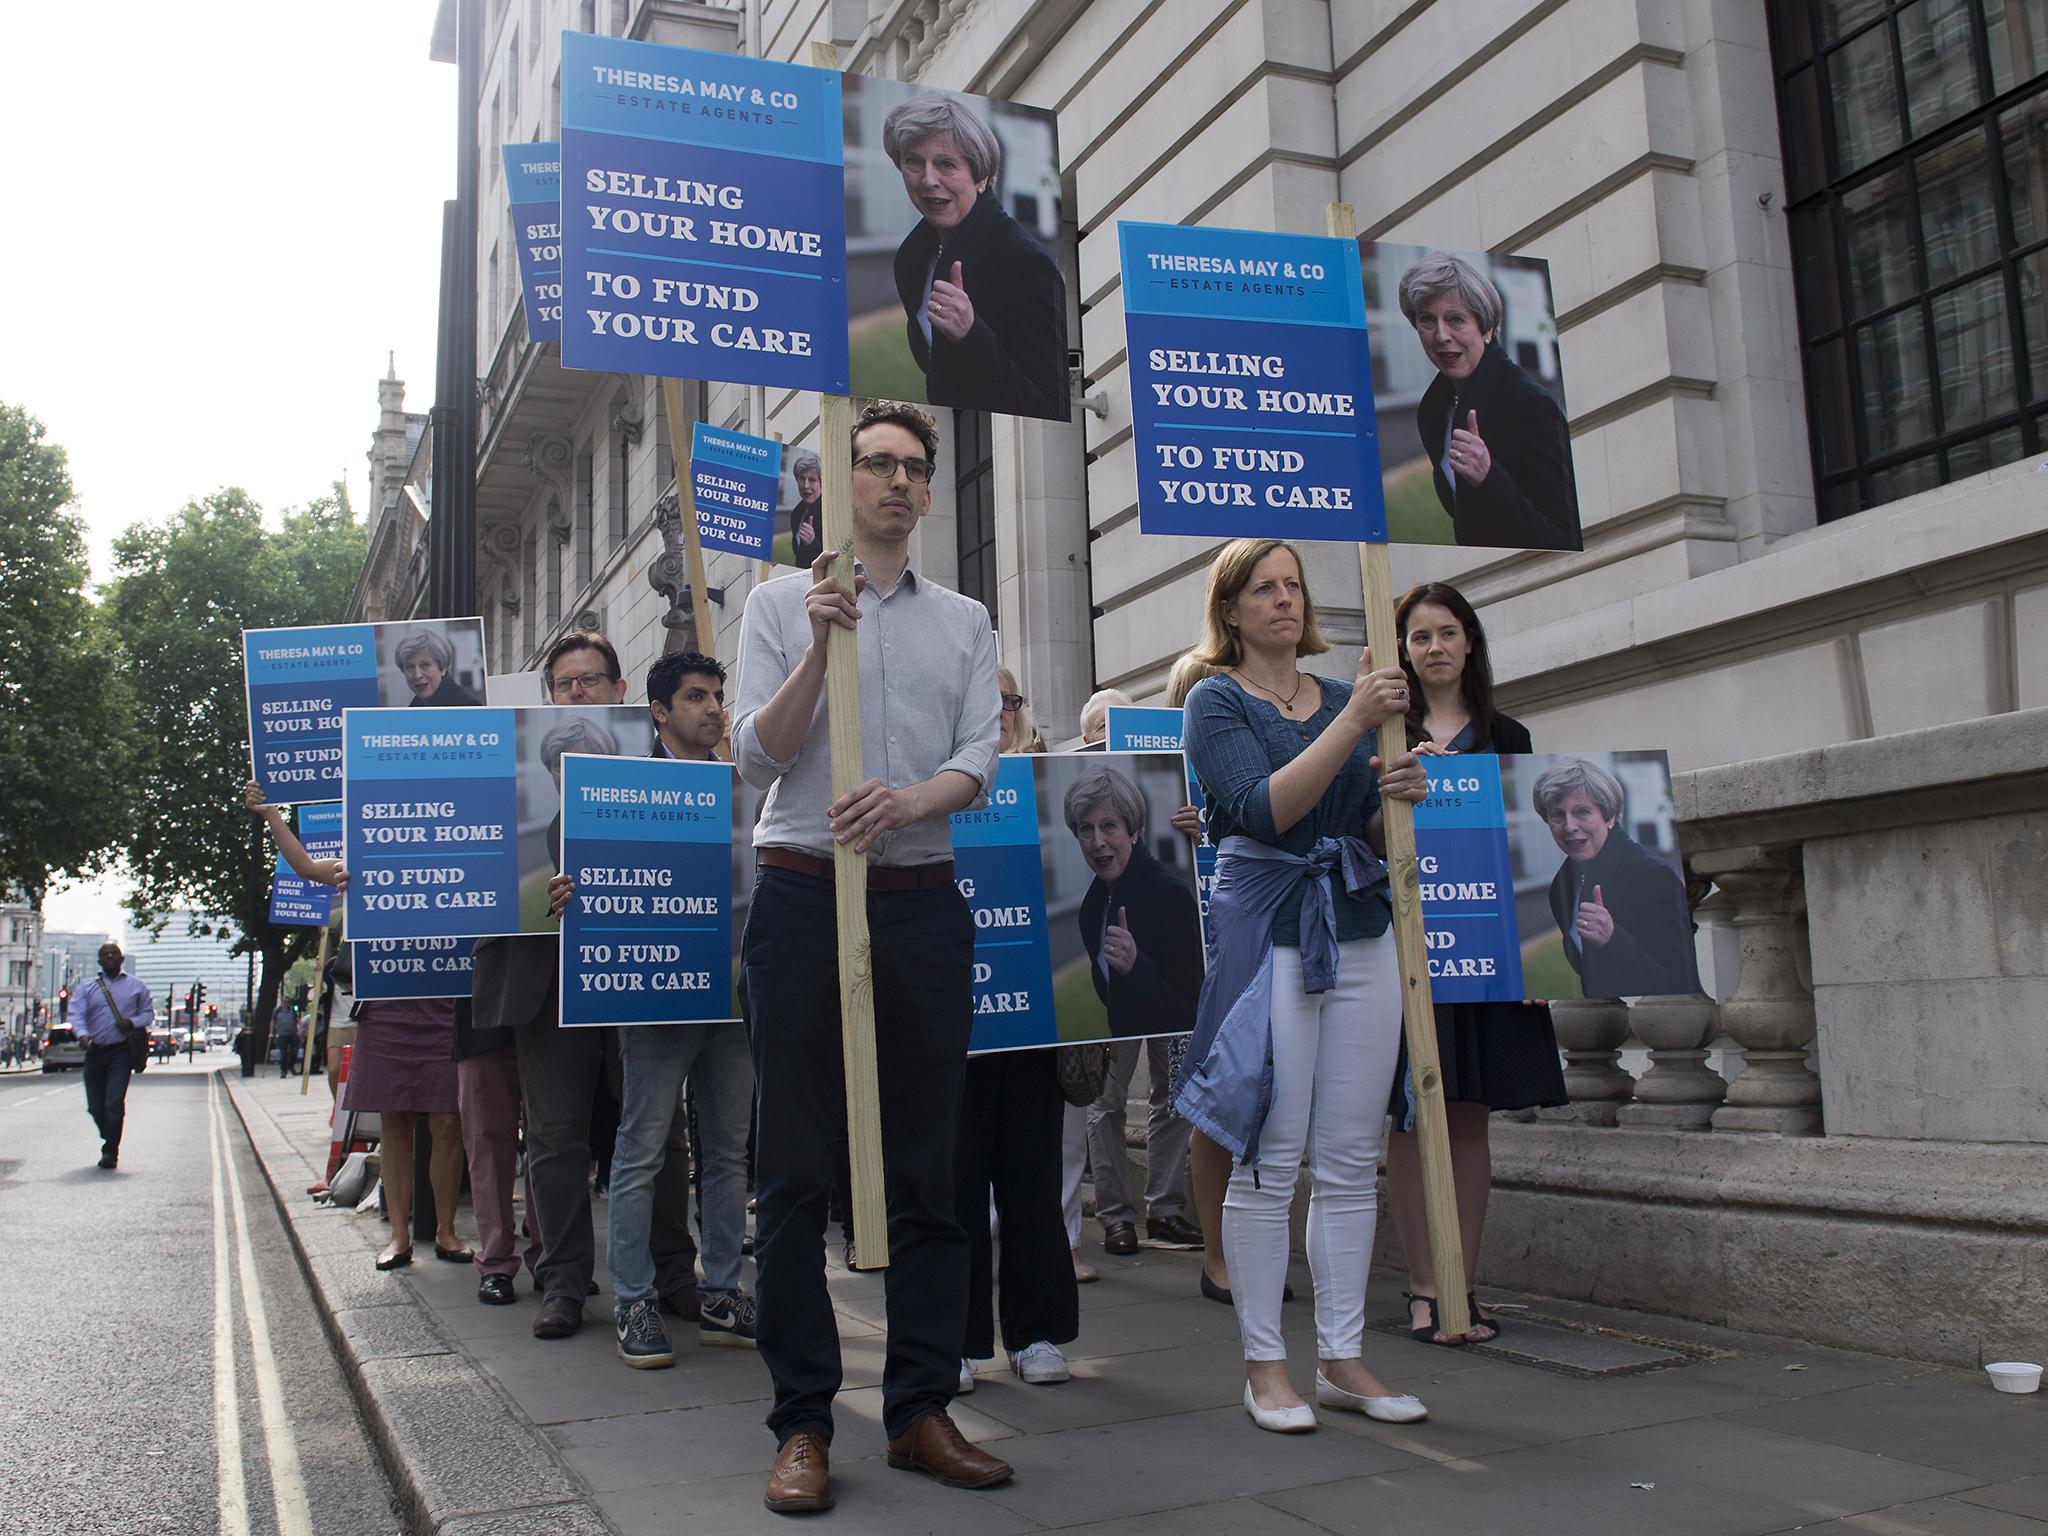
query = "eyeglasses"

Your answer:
(549, 670), (616, 696)
(999, 693), (1025, 712)
(853, 451), (934, 484)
